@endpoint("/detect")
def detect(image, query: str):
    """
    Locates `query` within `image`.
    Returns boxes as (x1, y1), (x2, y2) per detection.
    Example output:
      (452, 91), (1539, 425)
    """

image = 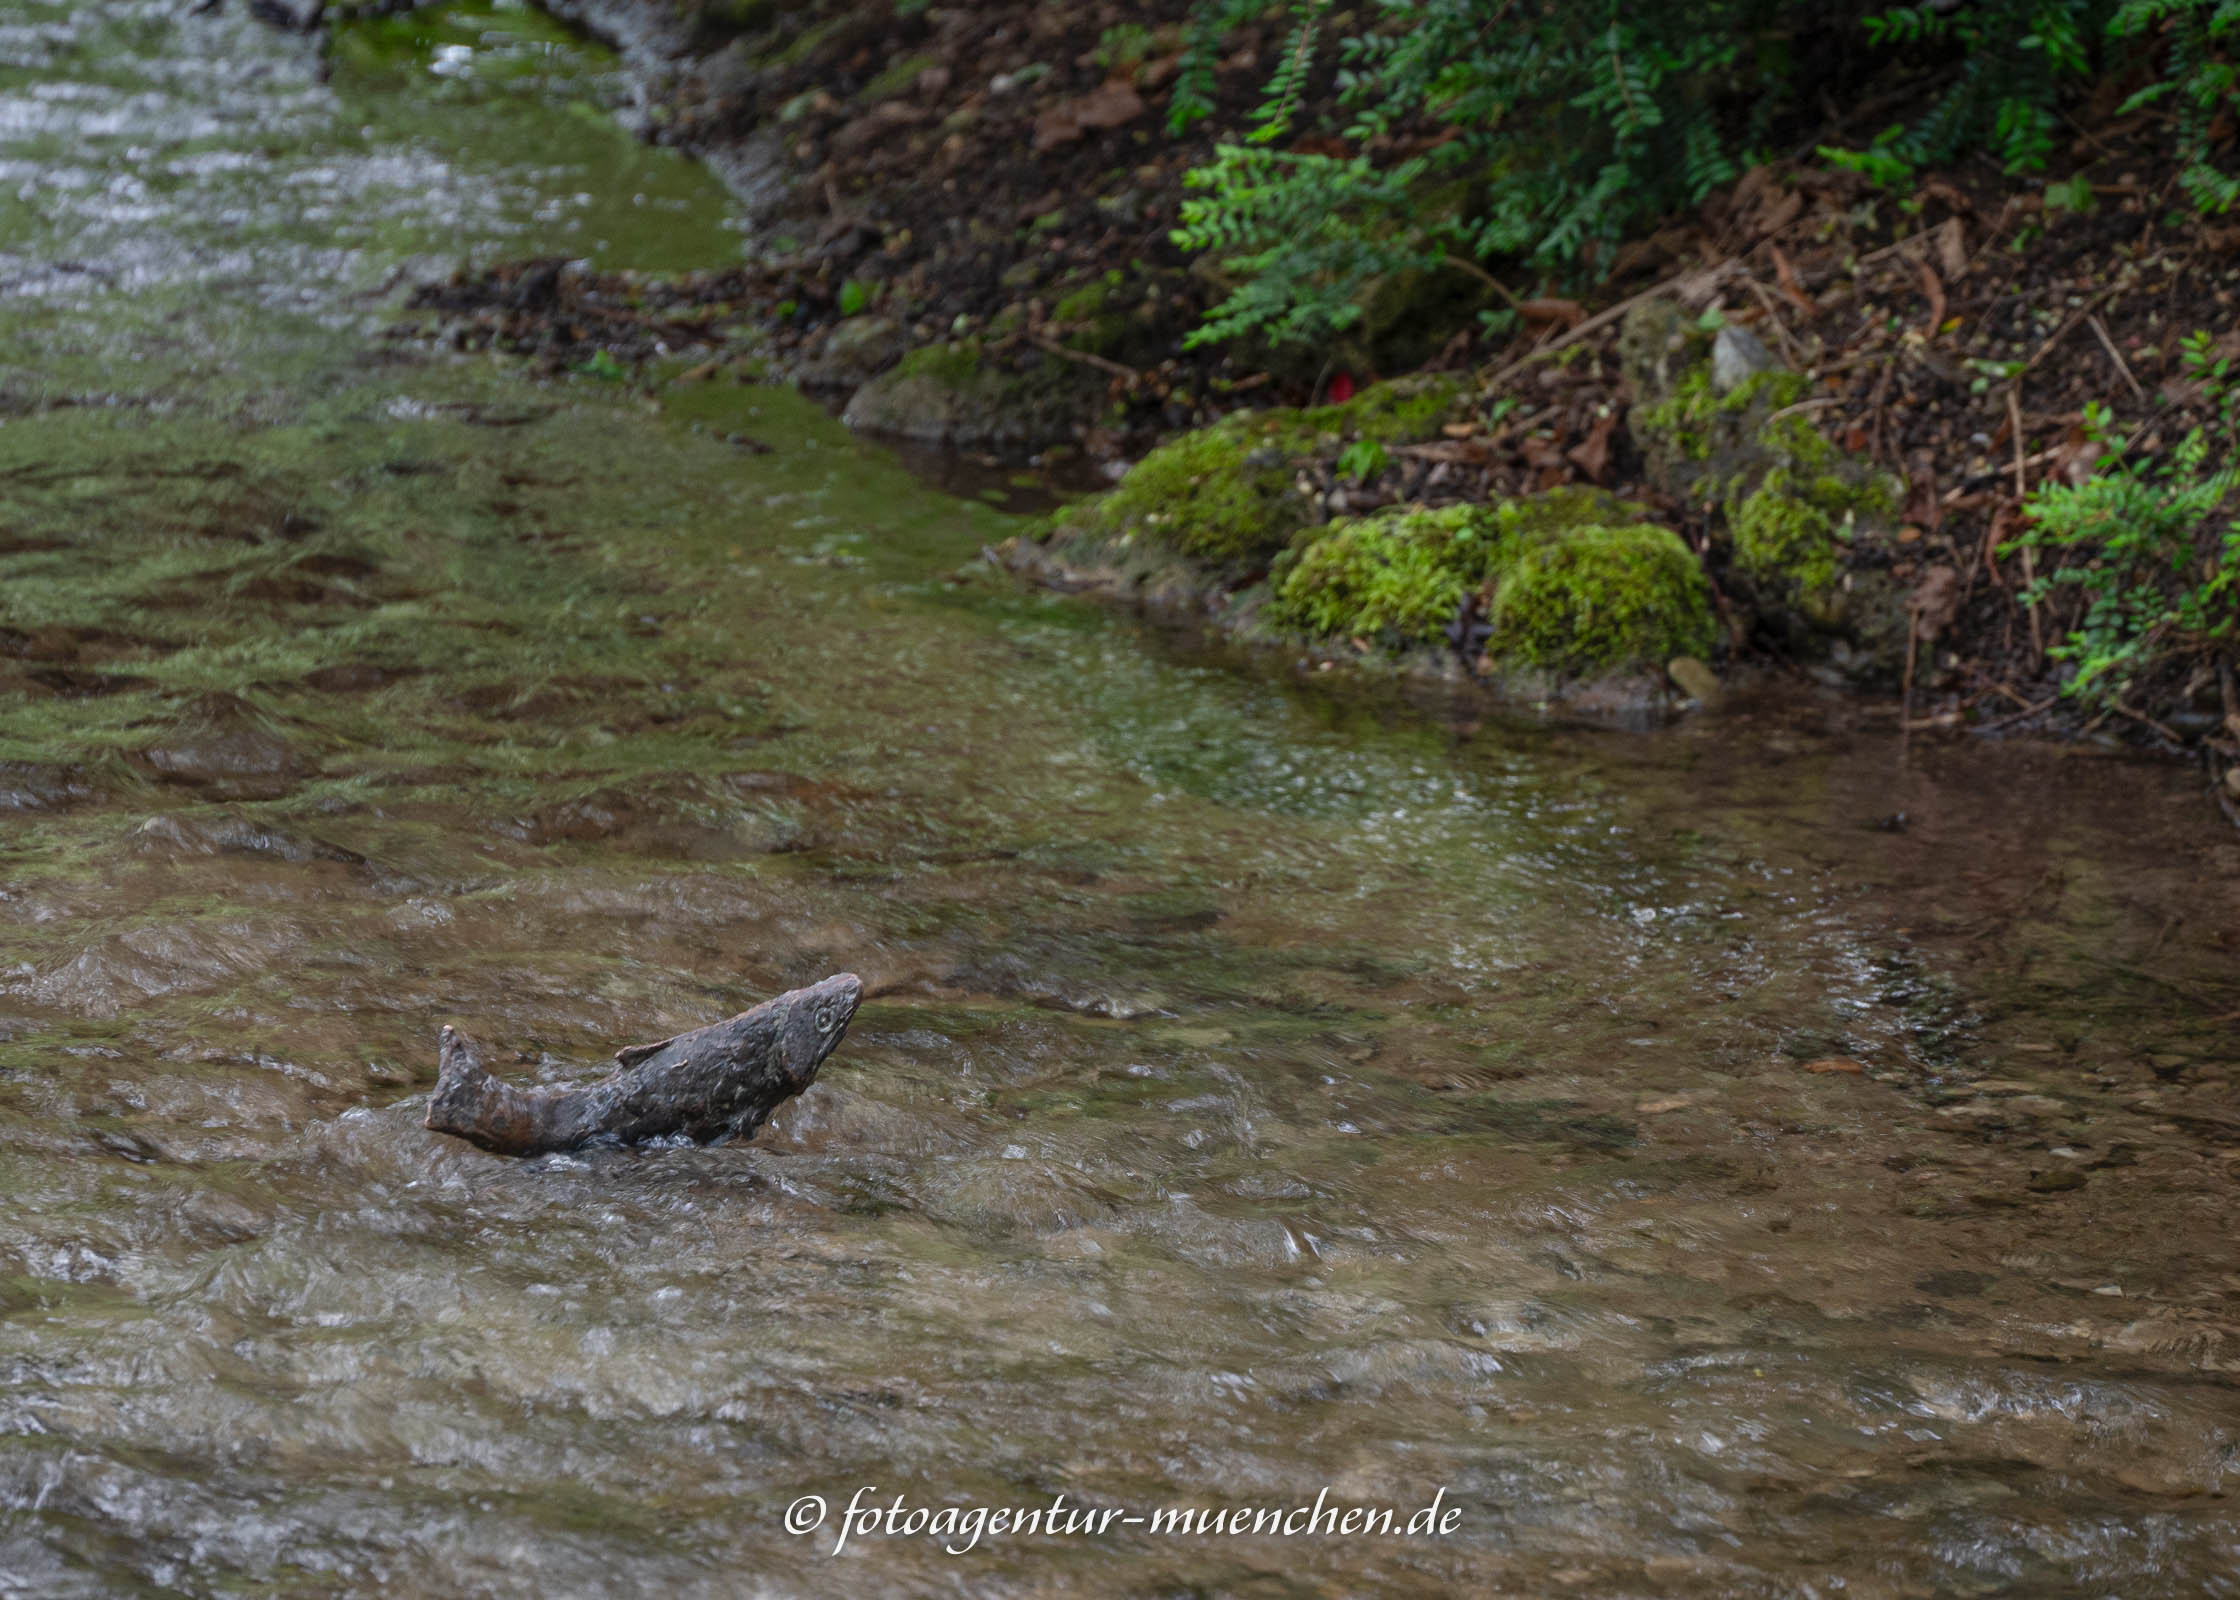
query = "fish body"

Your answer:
(425, 972), (862, 1156)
